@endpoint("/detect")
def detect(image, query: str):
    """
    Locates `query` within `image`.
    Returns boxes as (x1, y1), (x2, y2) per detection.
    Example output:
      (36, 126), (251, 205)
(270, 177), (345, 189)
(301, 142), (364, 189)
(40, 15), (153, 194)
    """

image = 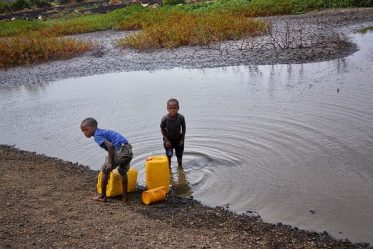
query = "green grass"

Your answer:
(356, 26), (373, 33)
(0, 19), (48, 37)
(177, 0), (373, 14)
(291, 0), (373, 13)
(46, 5), (149, 36)
(0, 5), (146, 37)
(173, 0), (292, 16)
